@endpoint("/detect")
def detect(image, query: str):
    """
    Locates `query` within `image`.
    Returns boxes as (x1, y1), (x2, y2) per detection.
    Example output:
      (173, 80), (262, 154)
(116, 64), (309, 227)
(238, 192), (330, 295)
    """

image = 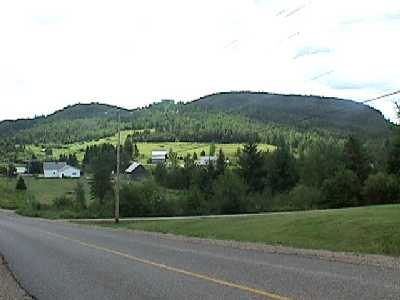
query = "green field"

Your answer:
(103, 204), (400, 257)
(0, 177), (89, 206)
(26, 131), (275, 163)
